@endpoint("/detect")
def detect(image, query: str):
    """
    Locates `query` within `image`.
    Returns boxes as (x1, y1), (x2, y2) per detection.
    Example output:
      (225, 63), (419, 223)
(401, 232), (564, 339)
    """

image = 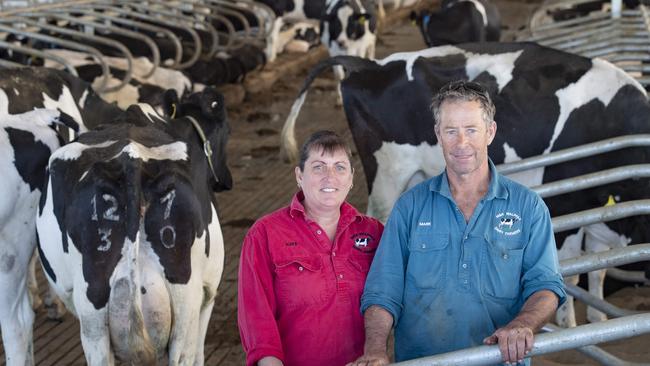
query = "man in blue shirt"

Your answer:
(347, 81), (566, 366)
